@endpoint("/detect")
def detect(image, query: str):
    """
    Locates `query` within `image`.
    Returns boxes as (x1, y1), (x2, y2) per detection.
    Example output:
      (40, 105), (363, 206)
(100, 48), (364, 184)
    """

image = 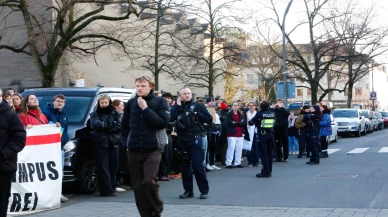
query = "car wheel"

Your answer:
(78, 160), (98, 194)
(355, 127), (361, 137)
